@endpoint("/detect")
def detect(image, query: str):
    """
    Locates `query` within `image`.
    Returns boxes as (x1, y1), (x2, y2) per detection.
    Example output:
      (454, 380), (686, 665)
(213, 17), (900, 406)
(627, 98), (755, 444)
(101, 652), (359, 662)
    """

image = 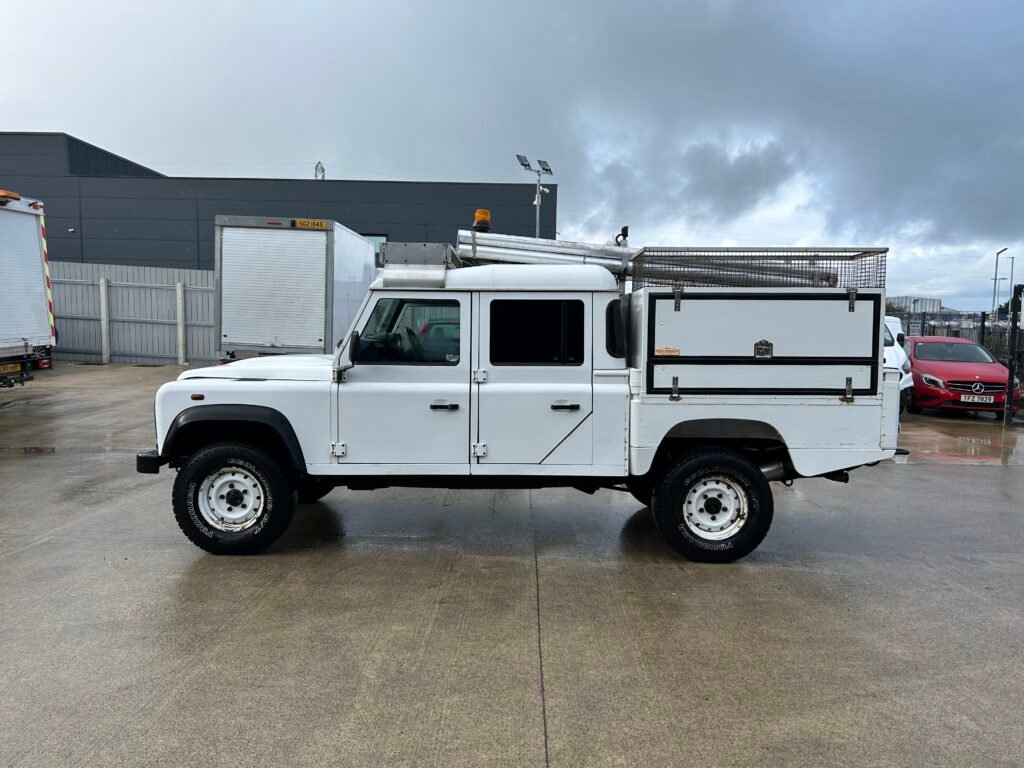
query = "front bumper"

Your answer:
(915, 383), (1021, 413)
(136, 450), (166, 474)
